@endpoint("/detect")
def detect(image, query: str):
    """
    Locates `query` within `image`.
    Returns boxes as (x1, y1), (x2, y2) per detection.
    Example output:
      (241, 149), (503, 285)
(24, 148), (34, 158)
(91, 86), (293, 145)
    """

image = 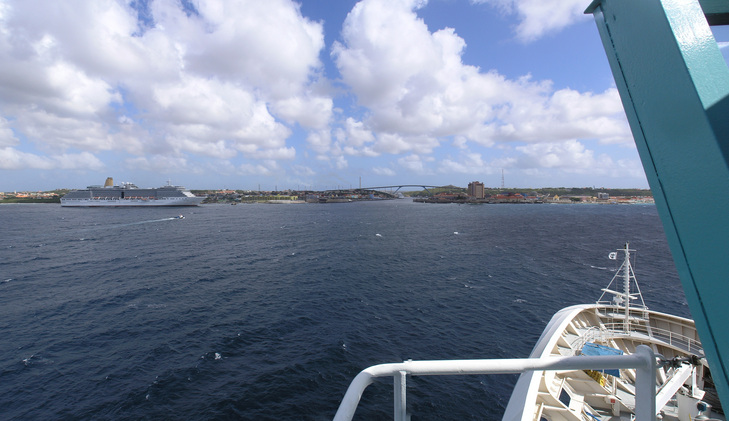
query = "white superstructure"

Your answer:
(61, 177), (205, 207)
